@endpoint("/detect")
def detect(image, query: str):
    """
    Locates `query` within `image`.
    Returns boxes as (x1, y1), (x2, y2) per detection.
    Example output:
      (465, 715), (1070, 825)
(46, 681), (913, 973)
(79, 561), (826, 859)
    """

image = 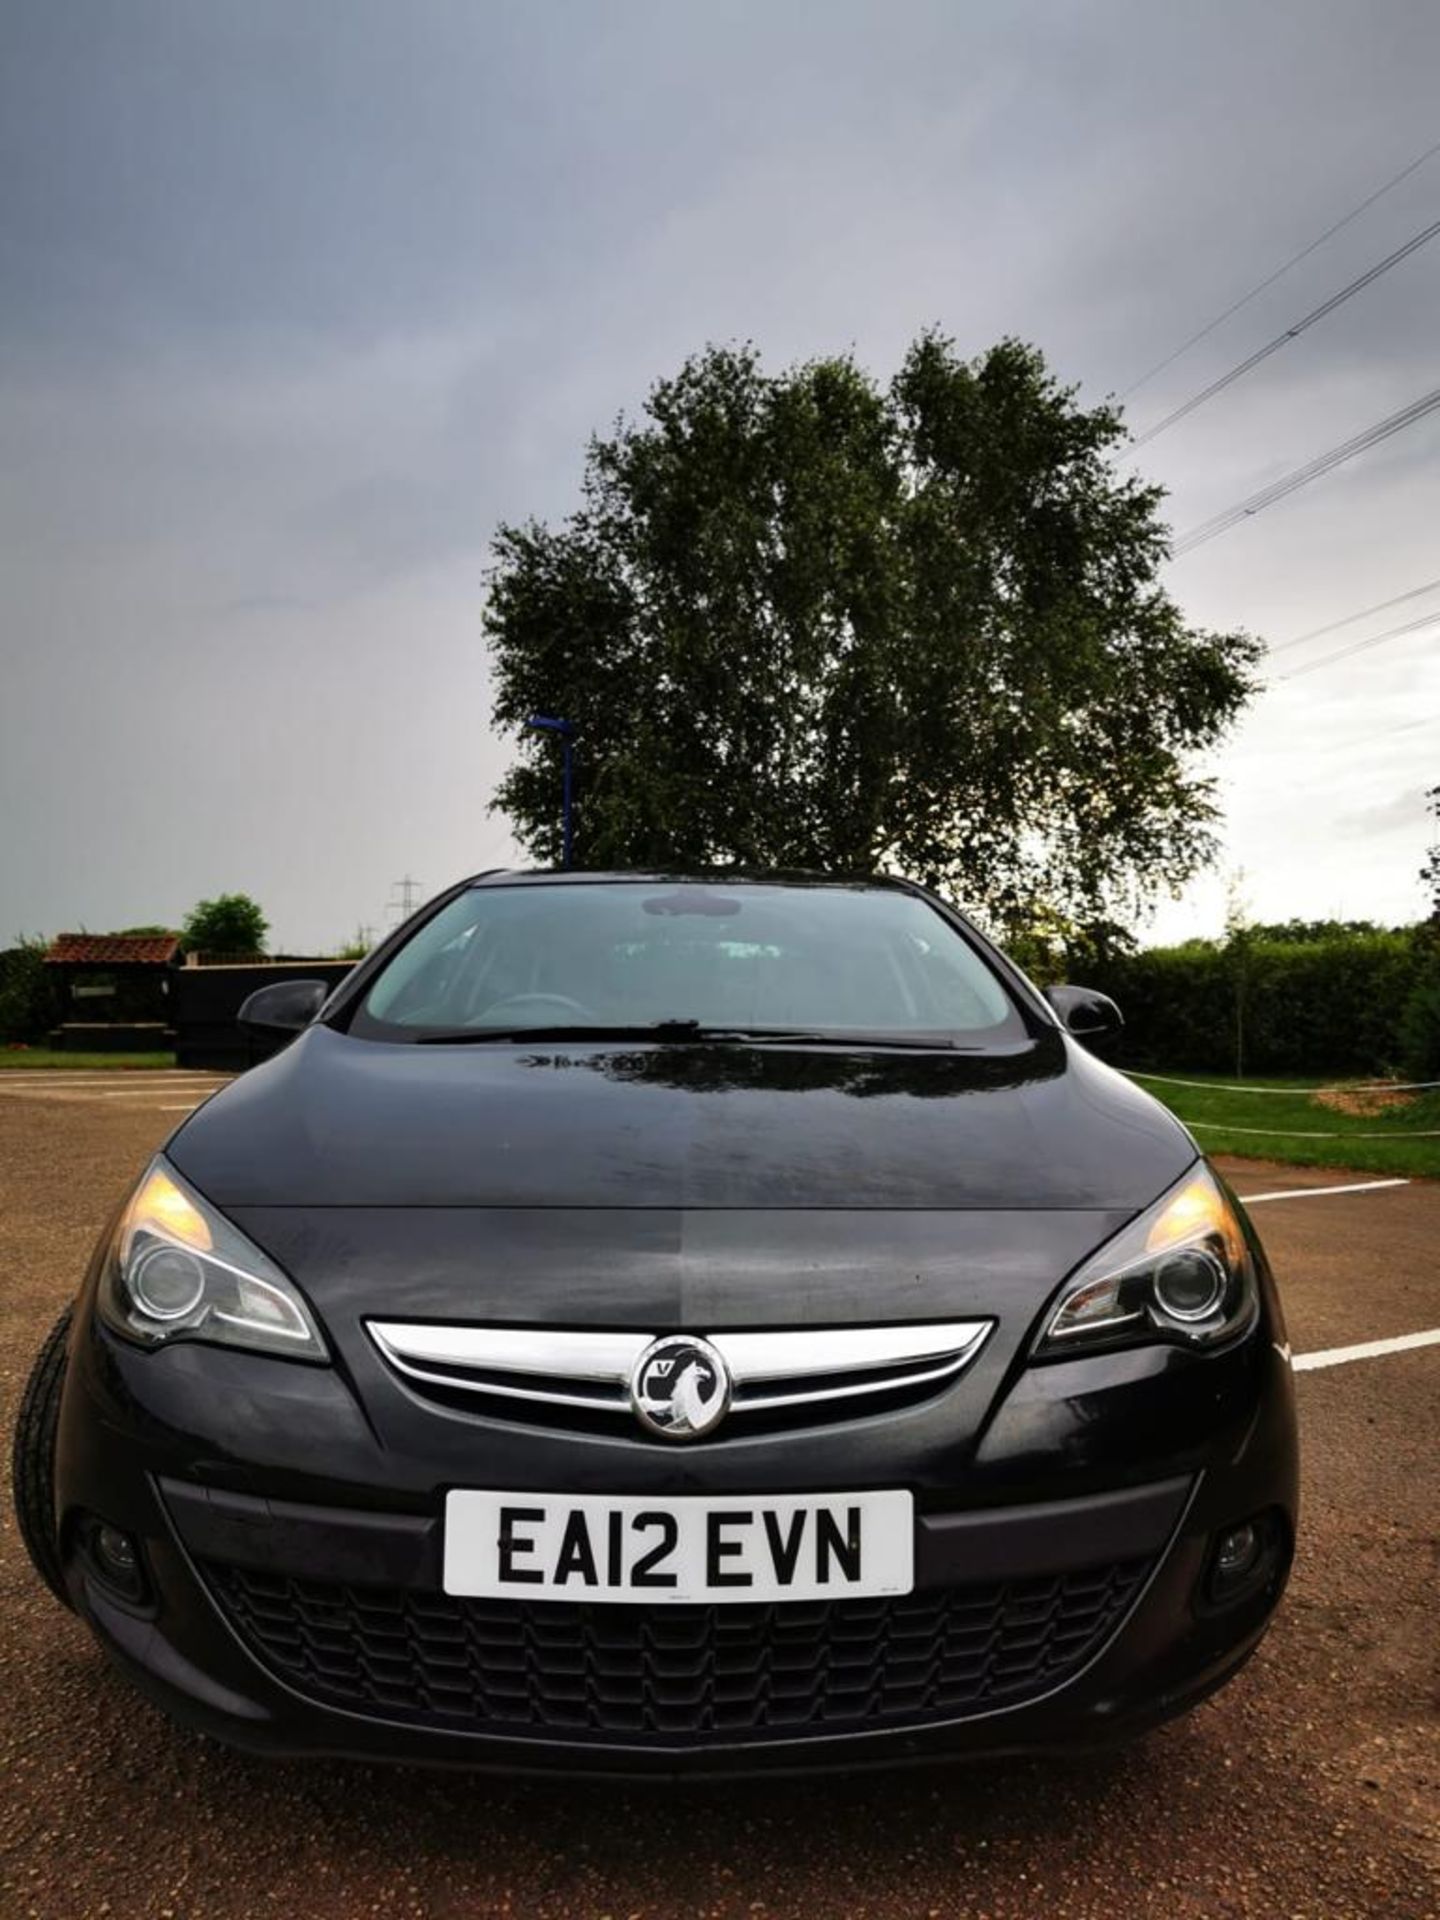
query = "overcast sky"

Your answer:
(2, 0), (1437, 952)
